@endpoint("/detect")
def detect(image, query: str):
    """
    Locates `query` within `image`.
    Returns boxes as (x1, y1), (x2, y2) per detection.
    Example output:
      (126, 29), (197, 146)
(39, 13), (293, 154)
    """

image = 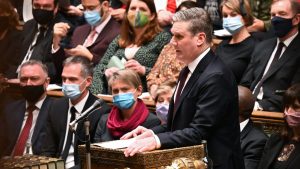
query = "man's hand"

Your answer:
(53, 22), (70, 50)
(67, 5), (83, 16)
(110, 8), (126, 21)
(125, 59), (146, 75)
(64, 45), (93, 60)
(121, 126), (152, 140)
(123, 136), (157, 157)
(157, 10), (173, 27)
